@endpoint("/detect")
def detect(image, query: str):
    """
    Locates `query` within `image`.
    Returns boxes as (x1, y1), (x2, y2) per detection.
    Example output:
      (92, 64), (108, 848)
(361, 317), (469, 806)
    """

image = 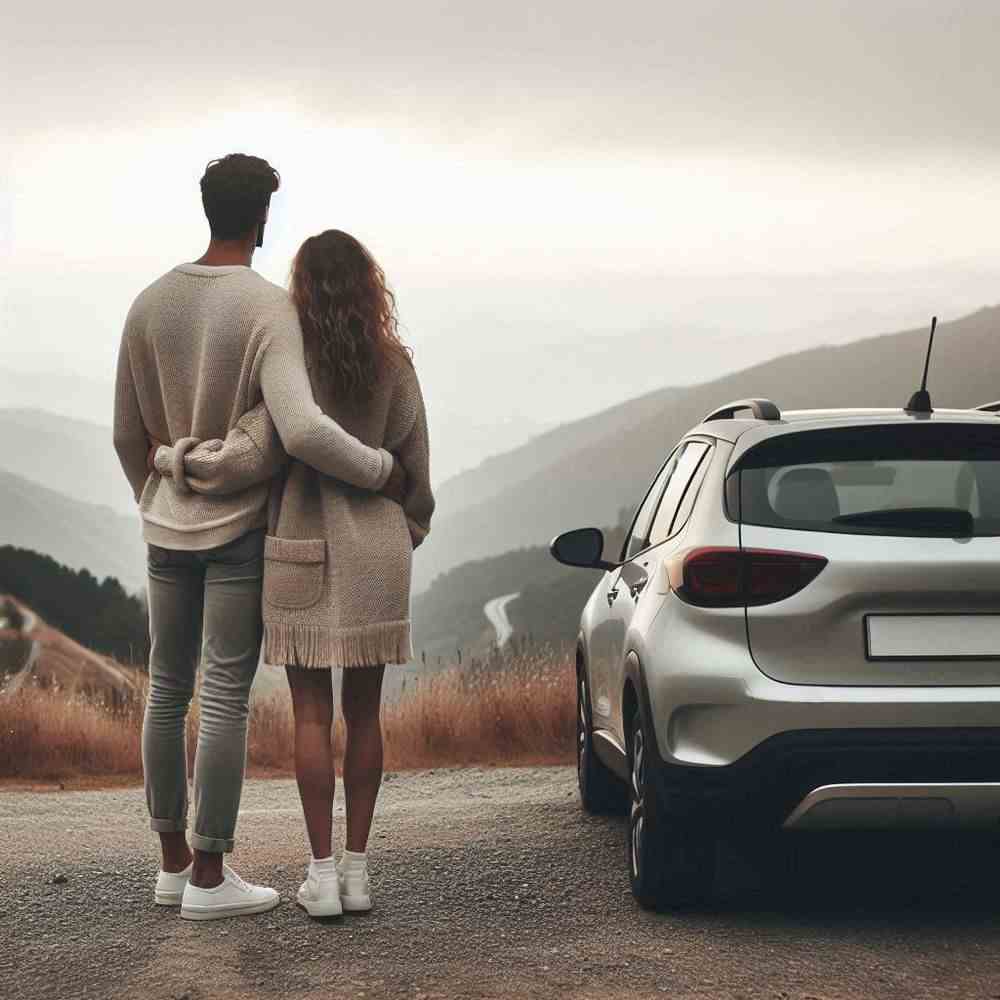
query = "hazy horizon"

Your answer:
(4, 268), (998, 484)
